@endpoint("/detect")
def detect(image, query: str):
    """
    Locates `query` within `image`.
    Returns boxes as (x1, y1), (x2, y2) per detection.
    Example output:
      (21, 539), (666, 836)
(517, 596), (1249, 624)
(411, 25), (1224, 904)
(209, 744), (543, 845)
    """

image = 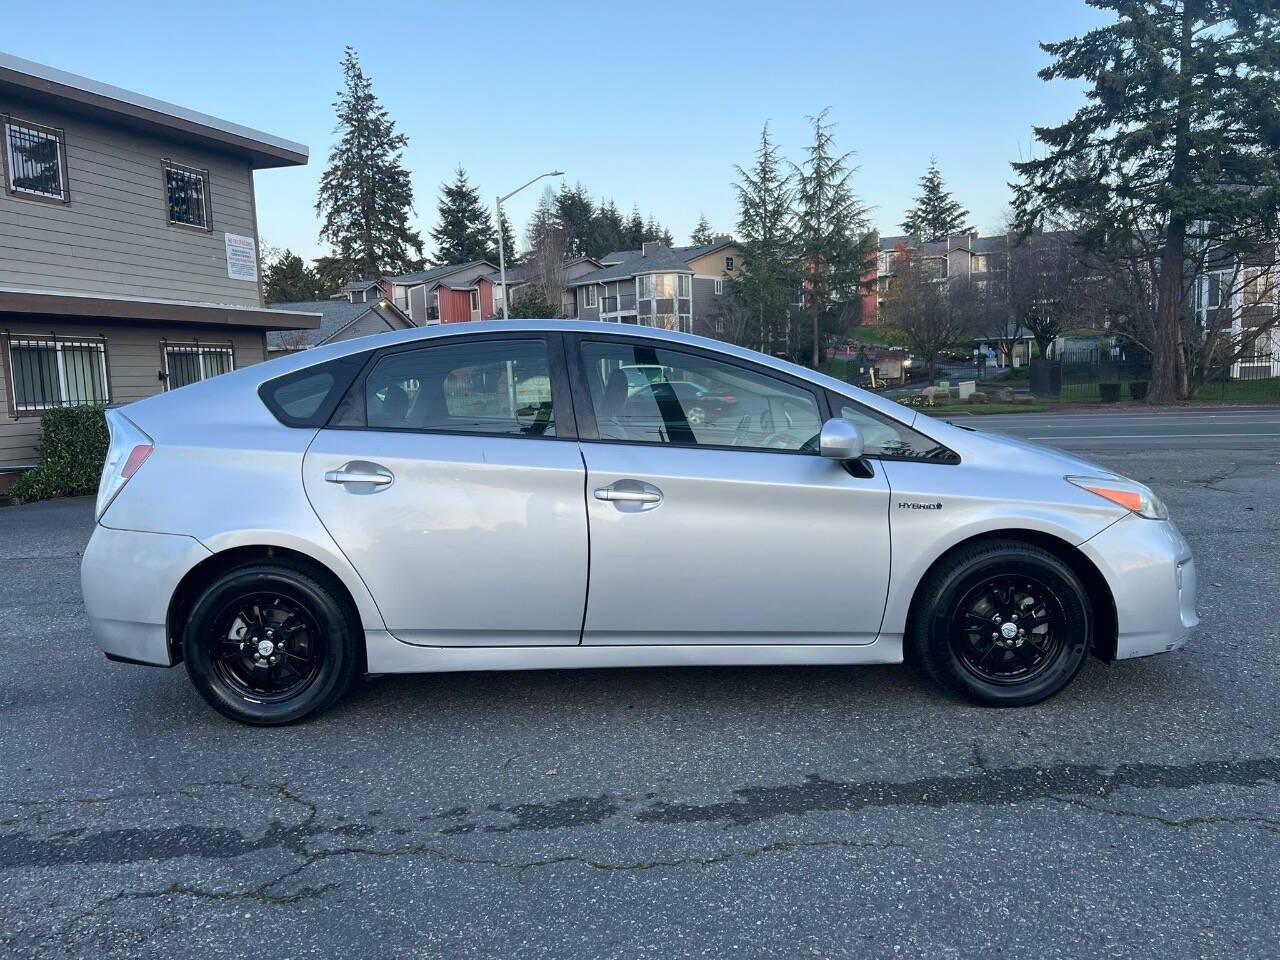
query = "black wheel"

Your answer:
(686, 405), (707, 426)
(908, 541), (1091, 707)
(183, 562), (360, 725)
